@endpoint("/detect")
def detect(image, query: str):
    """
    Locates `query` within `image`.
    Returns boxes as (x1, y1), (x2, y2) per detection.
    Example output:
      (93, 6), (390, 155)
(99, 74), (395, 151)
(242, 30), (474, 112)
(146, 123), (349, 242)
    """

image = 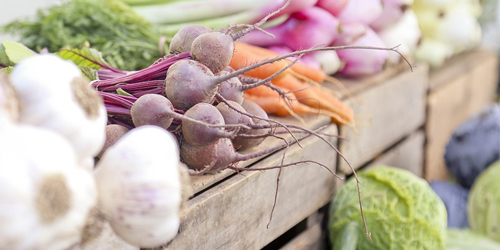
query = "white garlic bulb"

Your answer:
(0, 72), (20, 127)
(94, 125), (184, 248)
(9, 54), (107, 166)
(0, 125), (97, 250)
